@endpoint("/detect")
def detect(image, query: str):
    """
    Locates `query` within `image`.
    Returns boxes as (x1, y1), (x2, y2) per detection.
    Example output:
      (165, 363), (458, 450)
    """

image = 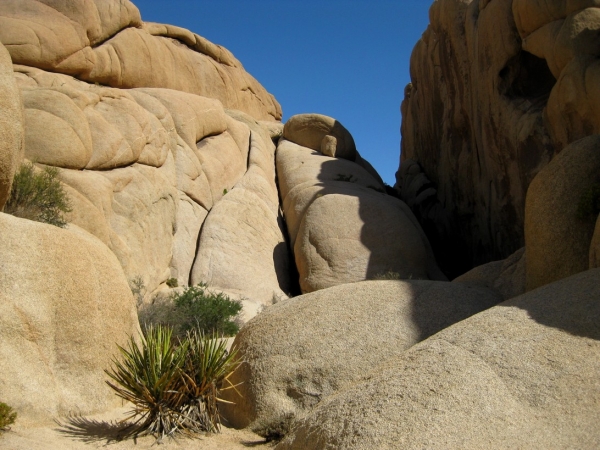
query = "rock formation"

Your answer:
(0, 0), (598, 447)
(277, 116), (446, 293)
(399, 0), (600, 281)
(220, 280), (501, 430)
(277, 269), (600, 449)
(0, 214), (139, 425)
(0, 0), (281, 121)
(0, 41), (23, 209)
